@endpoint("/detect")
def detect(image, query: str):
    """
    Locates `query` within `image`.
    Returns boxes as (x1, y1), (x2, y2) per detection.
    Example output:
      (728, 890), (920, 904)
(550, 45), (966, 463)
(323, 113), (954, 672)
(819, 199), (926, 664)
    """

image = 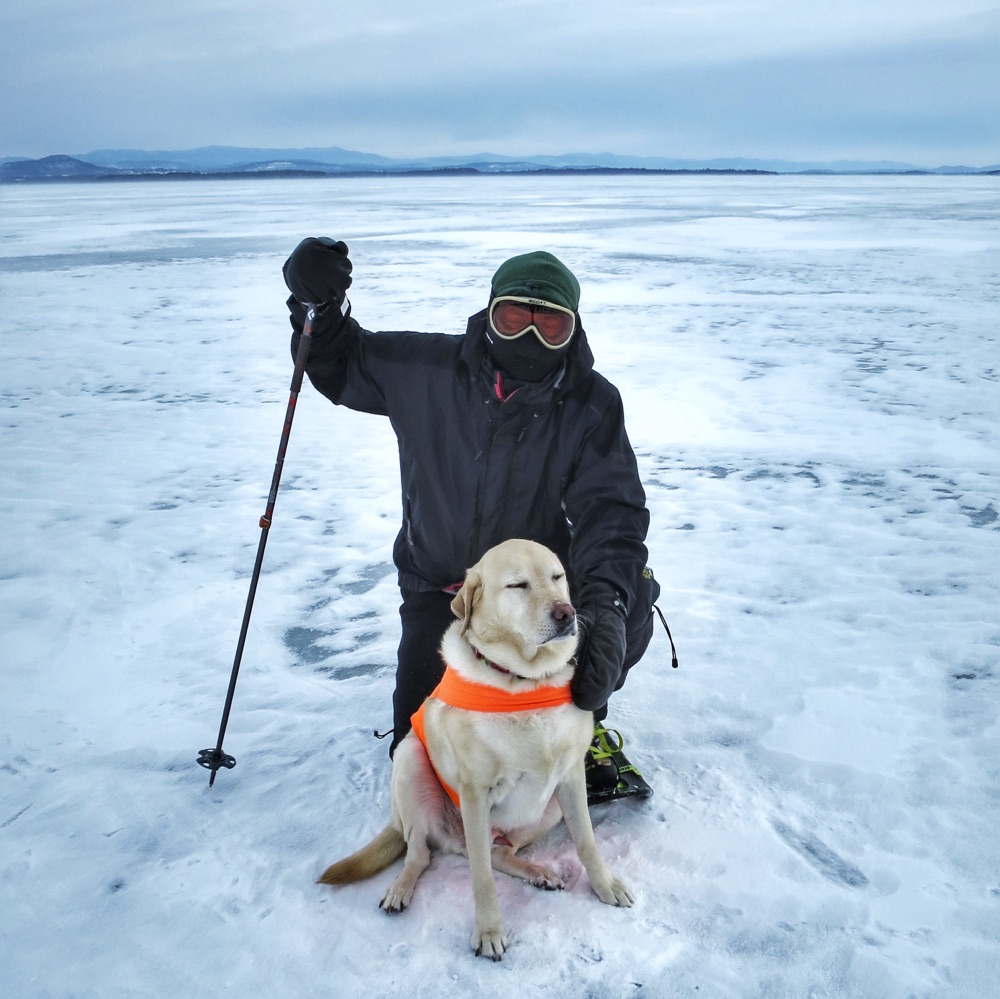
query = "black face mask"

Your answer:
(483, 326), (569, 382)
